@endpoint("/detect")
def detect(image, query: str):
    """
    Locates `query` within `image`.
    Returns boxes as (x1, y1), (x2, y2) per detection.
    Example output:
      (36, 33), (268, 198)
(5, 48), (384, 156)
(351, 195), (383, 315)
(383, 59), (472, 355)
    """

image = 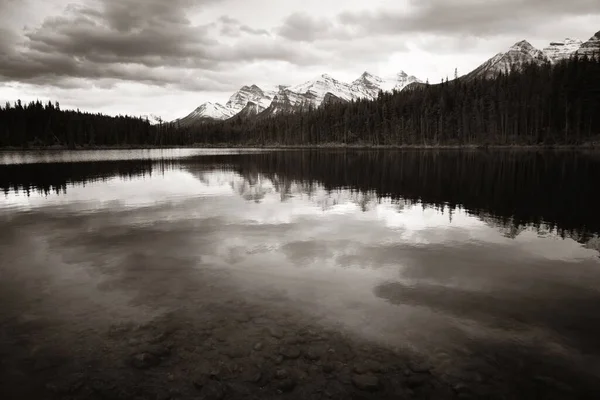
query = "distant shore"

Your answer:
(1, 142), (599, 151)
